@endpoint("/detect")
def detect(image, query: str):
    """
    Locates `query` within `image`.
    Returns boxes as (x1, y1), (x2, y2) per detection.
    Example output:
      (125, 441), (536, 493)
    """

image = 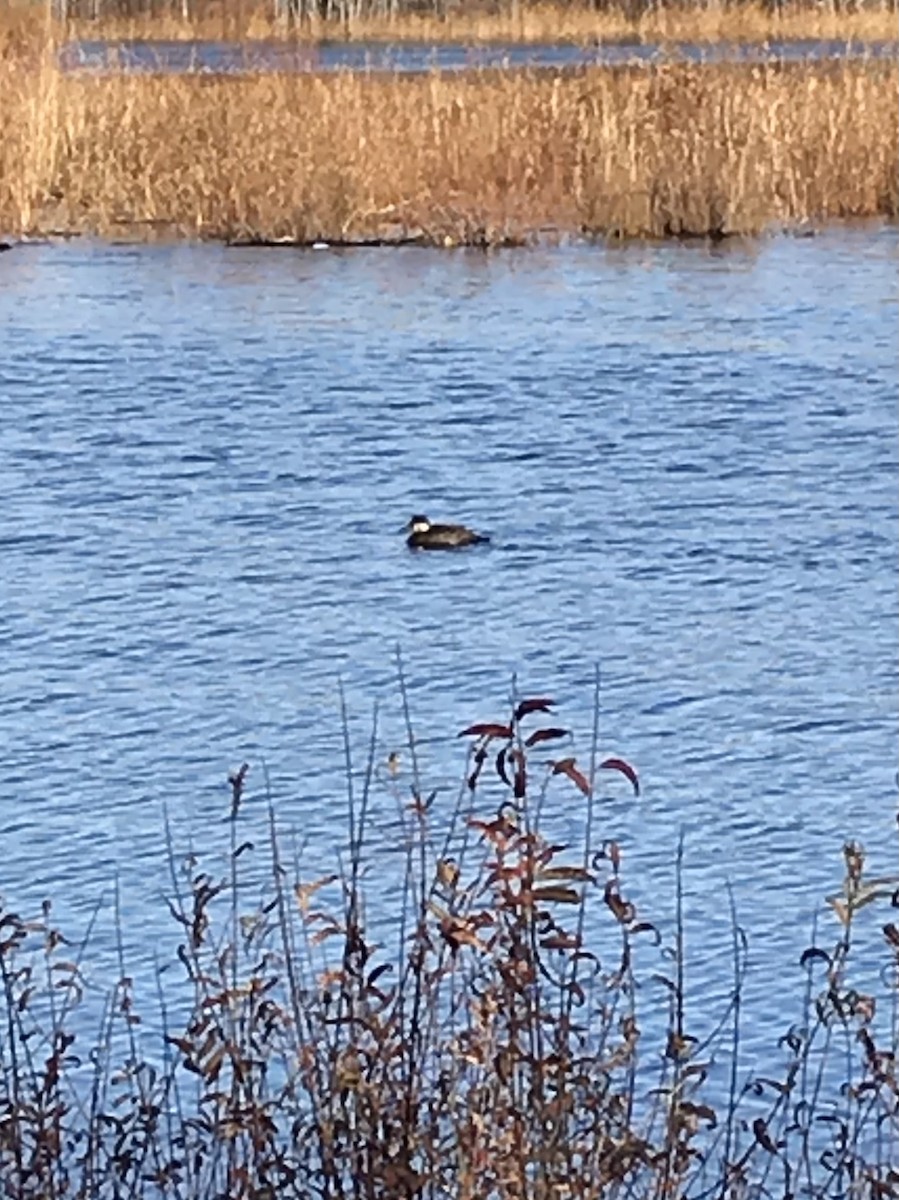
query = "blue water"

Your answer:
(59, 36), (899, 74)
(0, 228), (896, 1067)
